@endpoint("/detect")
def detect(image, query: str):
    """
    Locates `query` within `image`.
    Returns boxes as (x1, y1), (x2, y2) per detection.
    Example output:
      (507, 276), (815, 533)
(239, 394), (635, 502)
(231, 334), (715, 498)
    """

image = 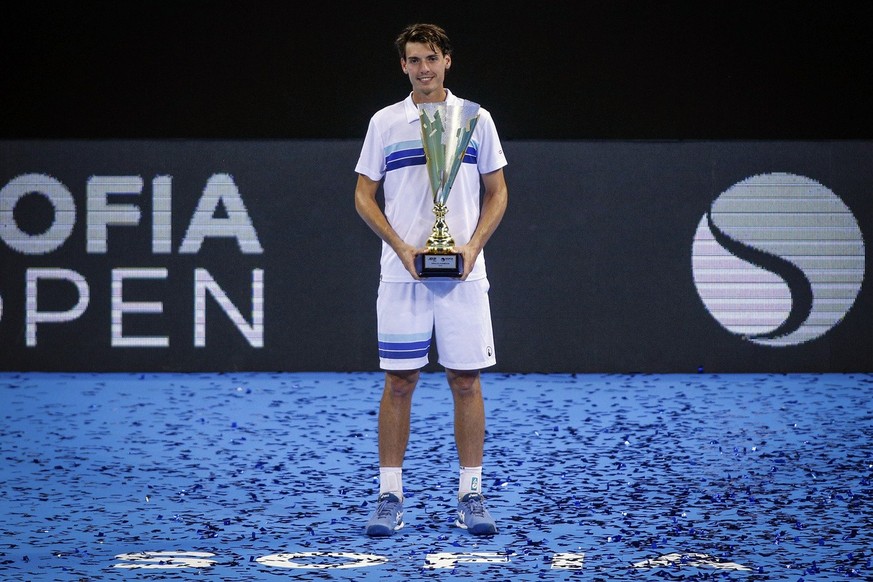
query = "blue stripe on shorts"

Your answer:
(378, 335), (431, 360)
